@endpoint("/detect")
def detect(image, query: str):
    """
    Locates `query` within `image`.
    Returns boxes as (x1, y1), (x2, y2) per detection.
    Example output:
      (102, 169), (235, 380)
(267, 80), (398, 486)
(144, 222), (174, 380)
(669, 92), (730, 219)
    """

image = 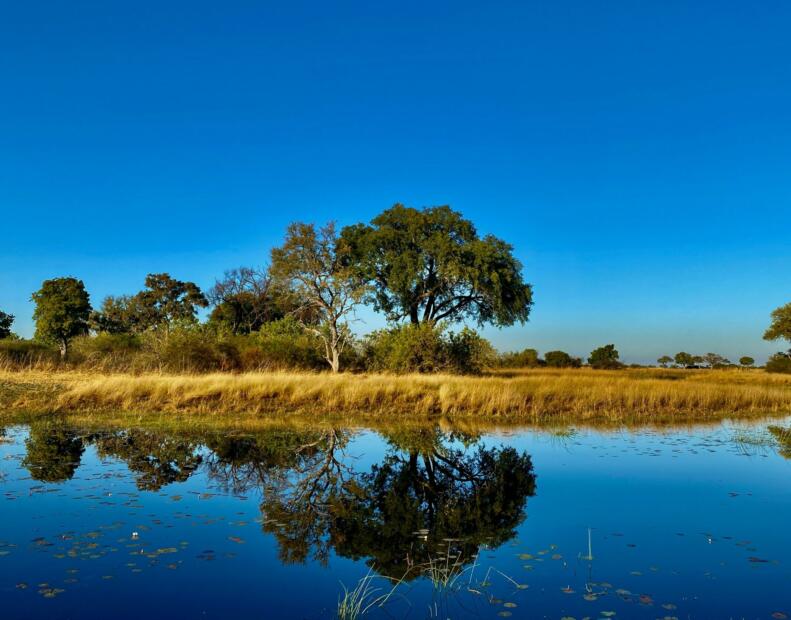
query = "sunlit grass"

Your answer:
(2, 367), (790, 426)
